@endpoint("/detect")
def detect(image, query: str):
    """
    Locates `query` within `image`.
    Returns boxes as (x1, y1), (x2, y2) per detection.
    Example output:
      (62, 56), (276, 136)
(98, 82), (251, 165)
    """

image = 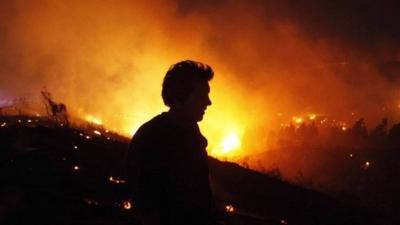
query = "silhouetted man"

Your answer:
(127, 60), (216, 225)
